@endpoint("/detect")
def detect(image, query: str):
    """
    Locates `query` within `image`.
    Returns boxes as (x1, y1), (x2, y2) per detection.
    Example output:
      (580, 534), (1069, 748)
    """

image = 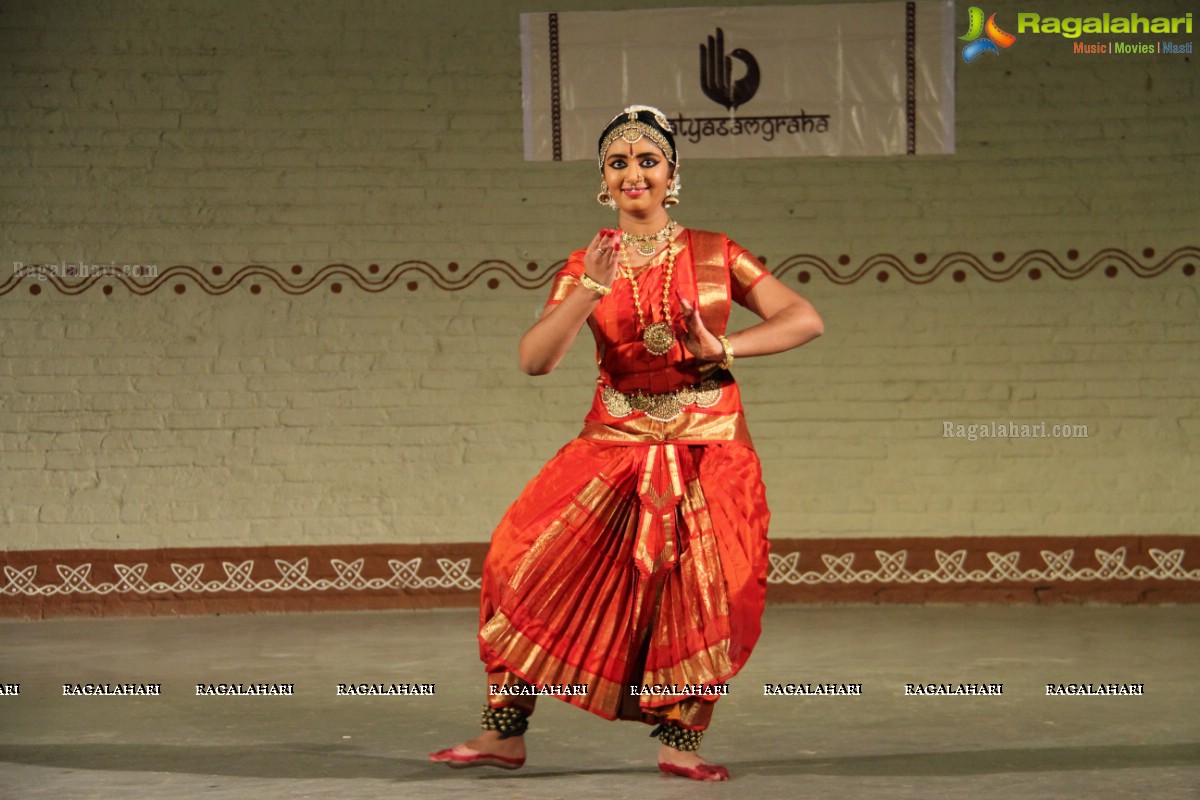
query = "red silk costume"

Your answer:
(478, 229), (771, 729)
